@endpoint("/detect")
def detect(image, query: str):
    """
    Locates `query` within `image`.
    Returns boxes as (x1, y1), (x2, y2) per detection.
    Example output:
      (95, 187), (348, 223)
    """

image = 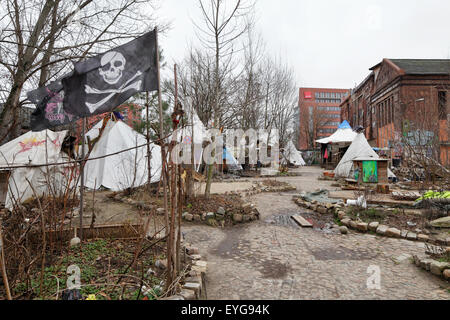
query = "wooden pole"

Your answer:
(79, 117), (86, 241)
(155, 27), (173, 293)
(155, 27), (169, 237)
(174, 64), (181, 274)
(188, 95), (195, 198)
(0, 224), (12, 300)
(167, 64), (179, 291)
